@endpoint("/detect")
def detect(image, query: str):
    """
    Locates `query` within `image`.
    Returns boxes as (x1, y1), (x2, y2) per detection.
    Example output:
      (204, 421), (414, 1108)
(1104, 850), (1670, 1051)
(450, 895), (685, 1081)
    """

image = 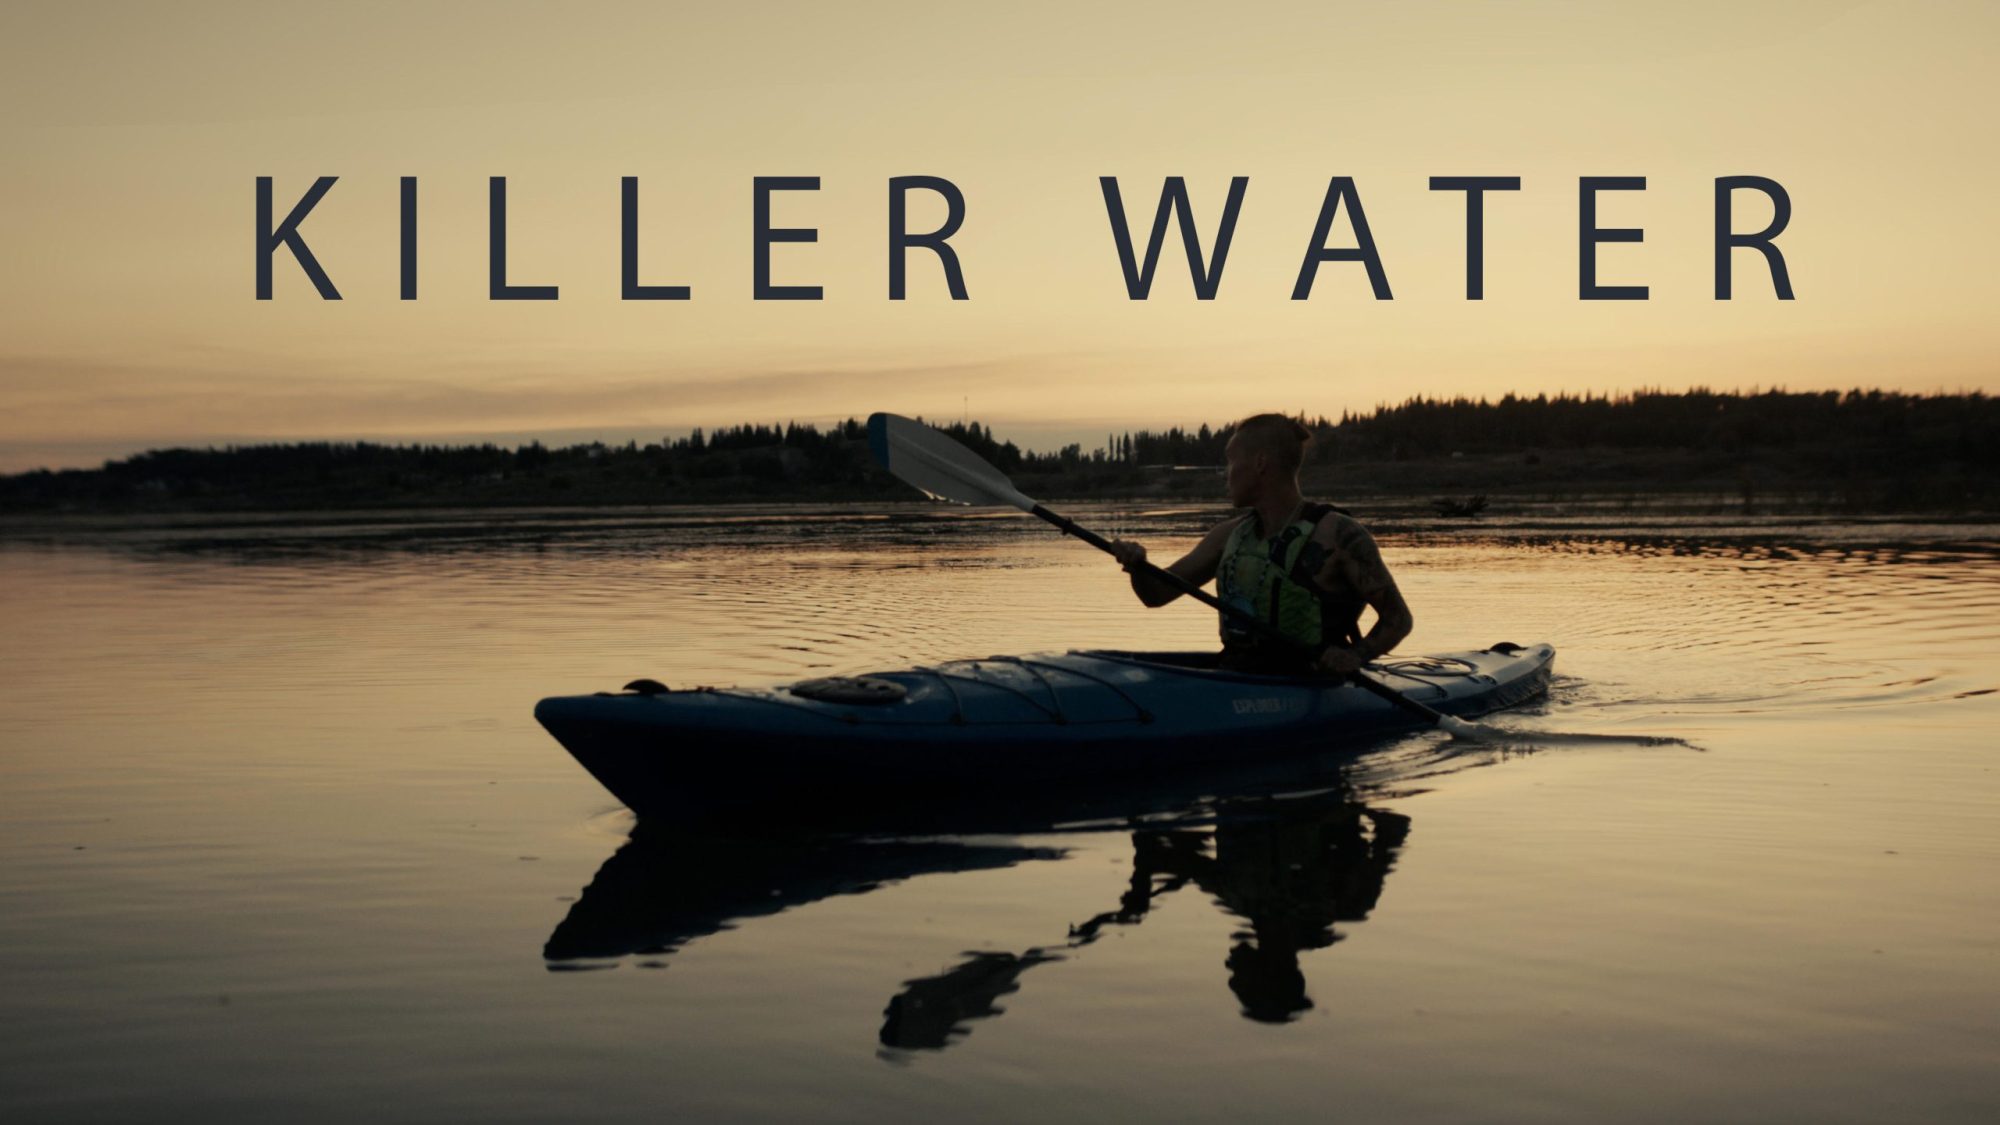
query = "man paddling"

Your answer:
(1108, 414), (1413, 676)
